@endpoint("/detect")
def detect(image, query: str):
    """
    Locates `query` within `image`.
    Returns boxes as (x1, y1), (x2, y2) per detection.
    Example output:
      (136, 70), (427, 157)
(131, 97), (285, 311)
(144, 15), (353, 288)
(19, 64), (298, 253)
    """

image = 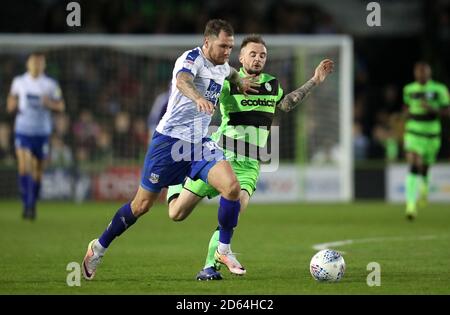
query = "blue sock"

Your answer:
(31, 179), (41, 209)
(98, 202), (137, 248)
(218, 197), (240, 244)
(19, 175), (32, 209)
